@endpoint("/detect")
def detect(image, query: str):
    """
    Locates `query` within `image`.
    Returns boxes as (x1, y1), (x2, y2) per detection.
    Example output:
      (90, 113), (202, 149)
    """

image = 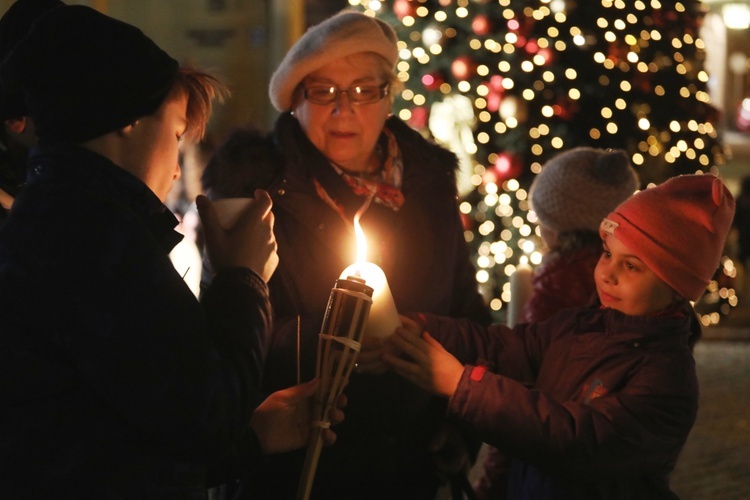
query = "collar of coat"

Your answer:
(571, 297), (698, 350)
(27, 143), (182, 252)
